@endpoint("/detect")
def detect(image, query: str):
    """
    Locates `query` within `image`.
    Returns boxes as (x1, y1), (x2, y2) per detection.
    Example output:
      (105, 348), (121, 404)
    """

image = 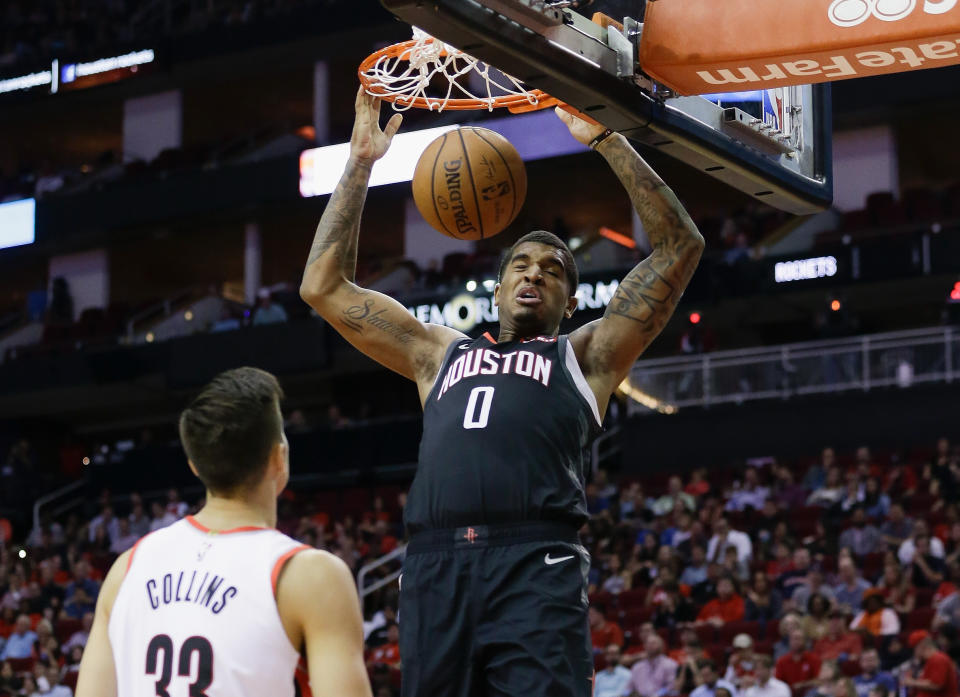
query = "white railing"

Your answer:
(357, 544), (407, 599)
(628, 325), (958, 412)
(32, 480), (85, 539)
